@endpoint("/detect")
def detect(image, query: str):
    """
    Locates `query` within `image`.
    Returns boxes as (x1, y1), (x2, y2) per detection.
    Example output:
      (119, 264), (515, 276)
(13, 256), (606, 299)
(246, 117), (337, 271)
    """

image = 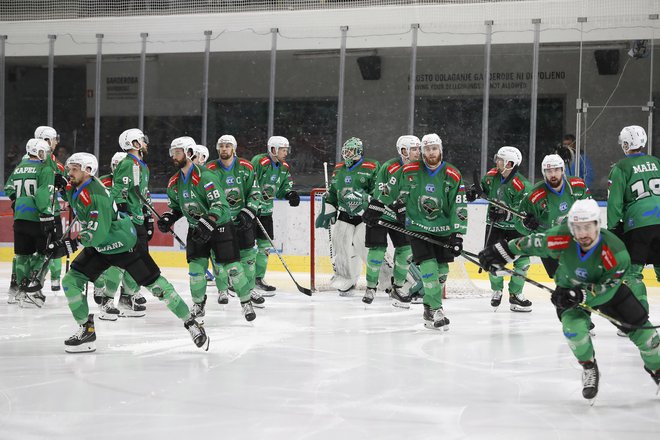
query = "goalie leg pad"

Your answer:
(330, 220), (360, 291)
